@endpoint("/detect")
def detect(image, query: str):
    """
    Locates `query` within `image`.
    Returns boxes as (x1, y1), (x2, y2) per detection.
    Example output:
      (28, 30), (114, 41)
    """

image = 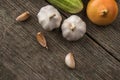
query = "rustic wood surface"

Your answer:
(0, 0), (120, 80)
